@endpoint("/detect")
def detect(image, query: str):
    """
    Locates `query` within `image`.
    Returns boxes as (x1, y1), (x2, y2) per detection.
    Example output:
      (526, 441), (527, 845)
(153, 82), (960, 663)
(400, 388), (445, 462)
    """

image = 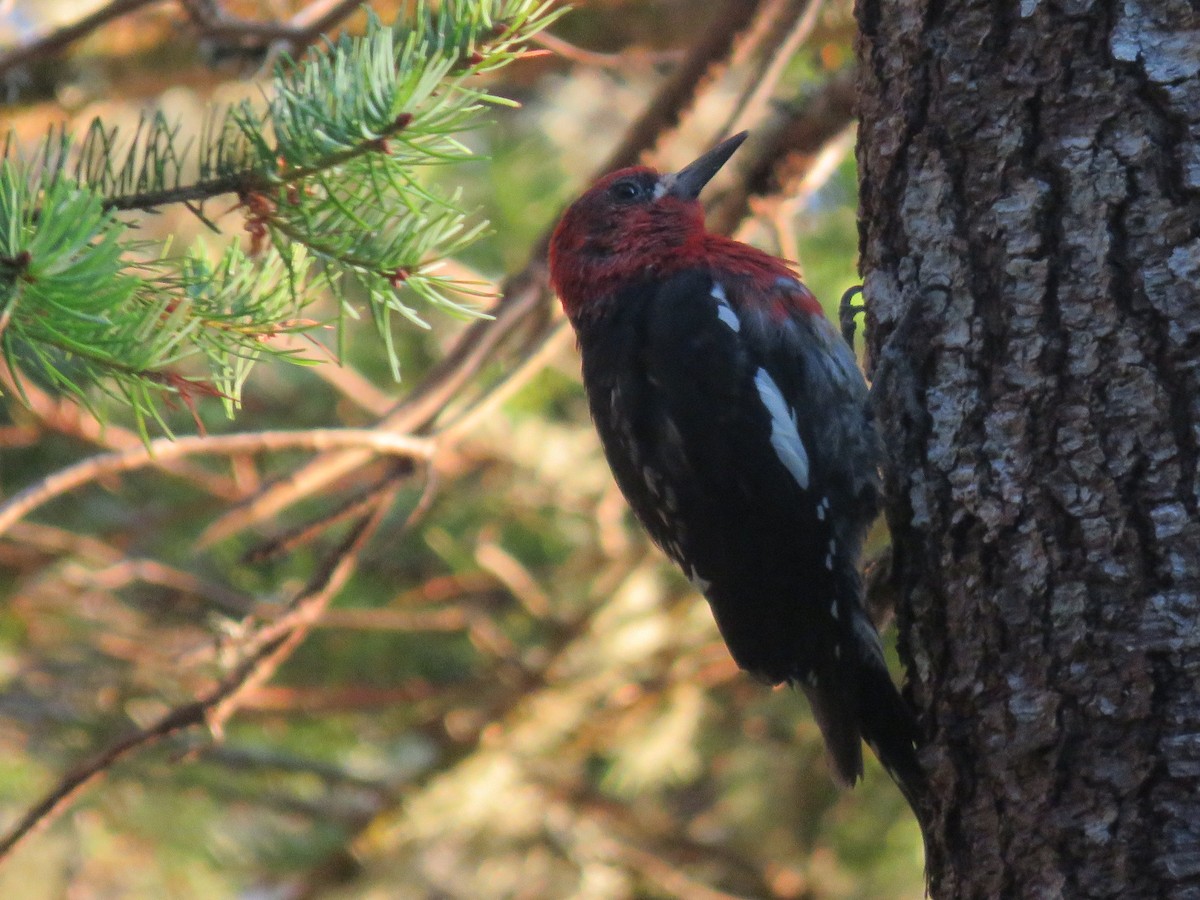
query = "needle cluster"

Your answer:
(0, 1), (561, 434)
